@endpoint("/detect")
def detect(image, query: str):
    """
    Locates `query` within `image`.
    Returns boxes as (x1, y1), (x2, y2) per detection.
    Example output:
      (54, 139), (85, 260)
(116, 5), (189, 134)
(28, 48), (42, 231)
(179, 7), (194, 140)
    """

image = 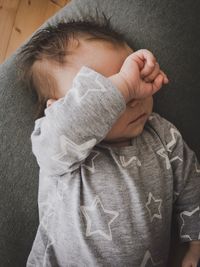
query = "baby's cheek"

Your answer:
(145, 96), (153, 114)
(104, 117), (127, 140)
